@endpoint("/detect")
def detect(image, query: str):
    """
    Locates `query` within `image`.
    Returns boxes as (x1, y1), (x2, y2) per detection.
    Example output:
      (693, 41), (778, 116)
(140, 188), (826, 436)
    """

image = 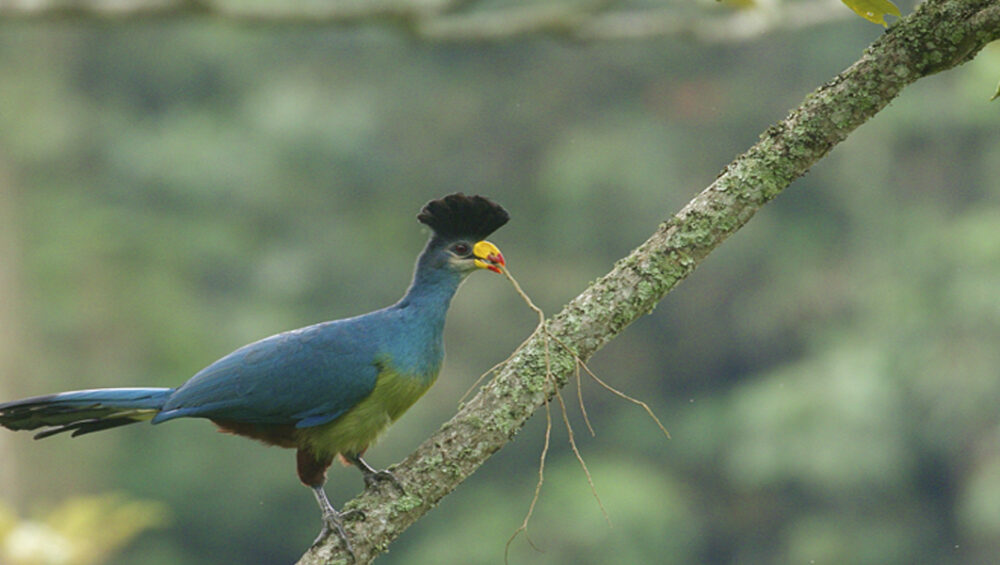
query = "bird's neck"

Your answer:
(378, 240), (468, 379)
(394, 244), (465, 326)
